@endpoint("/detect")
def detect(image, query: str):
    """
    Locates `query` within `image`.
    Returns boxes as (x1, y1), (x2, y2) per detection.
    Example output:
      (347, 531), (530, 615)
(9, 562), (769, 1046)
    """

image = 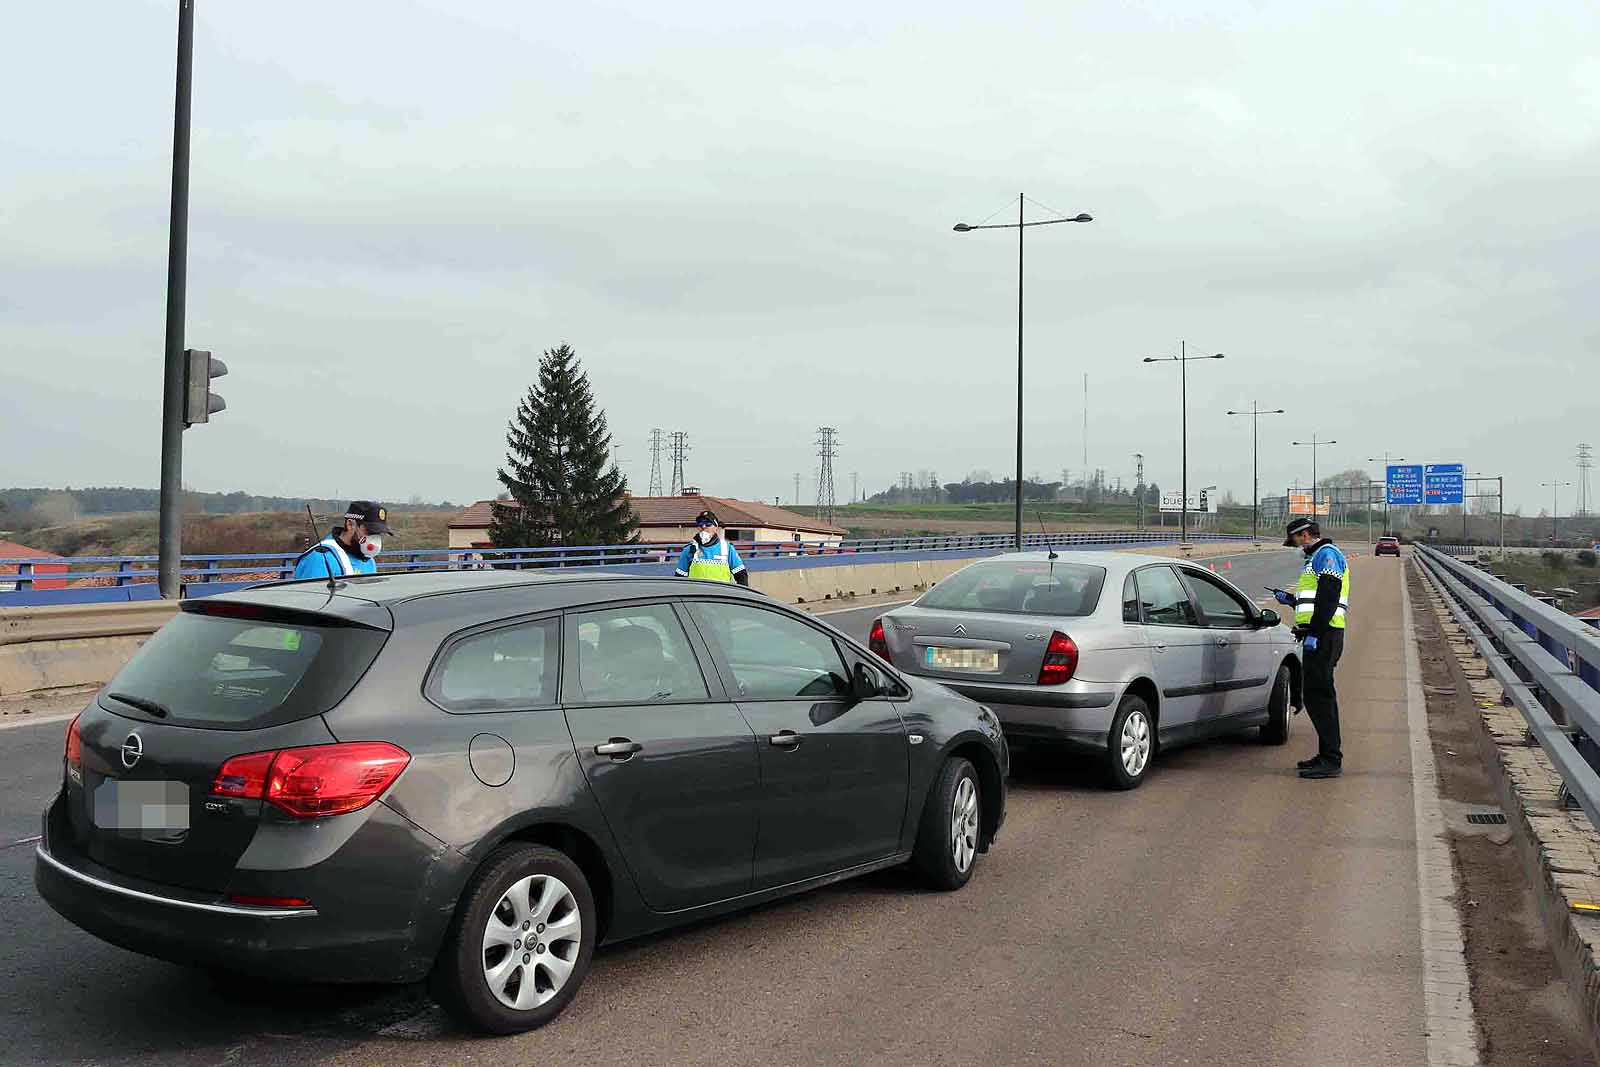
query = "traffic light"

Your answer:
(183, 348), (227, 425)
